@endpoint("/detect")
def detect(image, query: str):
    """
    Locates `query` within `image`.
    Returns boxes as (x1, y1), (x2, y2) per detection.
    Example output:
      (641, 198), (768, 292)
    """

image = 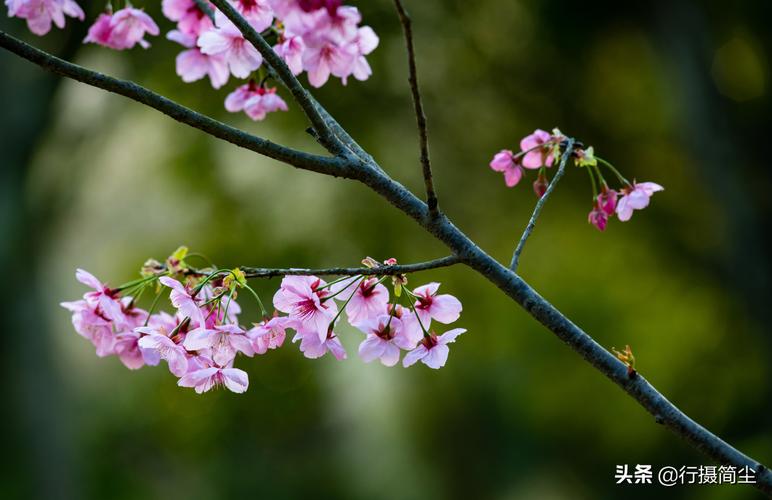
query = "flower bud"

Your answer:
(533, 172), (549, 198)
